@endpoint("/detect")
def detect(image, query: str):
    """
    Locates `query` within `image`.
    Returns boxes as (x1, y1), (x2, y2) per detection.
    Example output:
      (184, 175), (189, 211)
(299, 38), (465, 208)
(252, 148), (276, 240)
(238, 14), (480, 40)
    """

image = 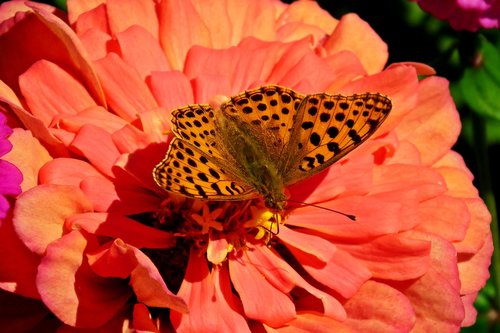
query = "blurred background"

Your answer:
(37, 0), (500, 331)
